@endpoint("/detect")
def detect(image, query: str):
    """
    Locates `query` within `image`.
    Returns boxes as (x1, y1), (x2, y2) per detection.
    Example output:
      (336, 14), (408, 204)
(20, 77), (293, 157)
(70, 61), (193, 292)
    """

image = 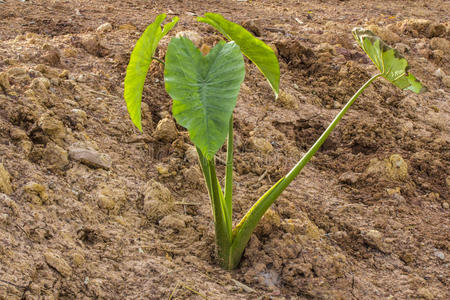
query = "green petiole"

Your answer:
(224, 116), (234, 229)
(217, 73), (382, 269)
